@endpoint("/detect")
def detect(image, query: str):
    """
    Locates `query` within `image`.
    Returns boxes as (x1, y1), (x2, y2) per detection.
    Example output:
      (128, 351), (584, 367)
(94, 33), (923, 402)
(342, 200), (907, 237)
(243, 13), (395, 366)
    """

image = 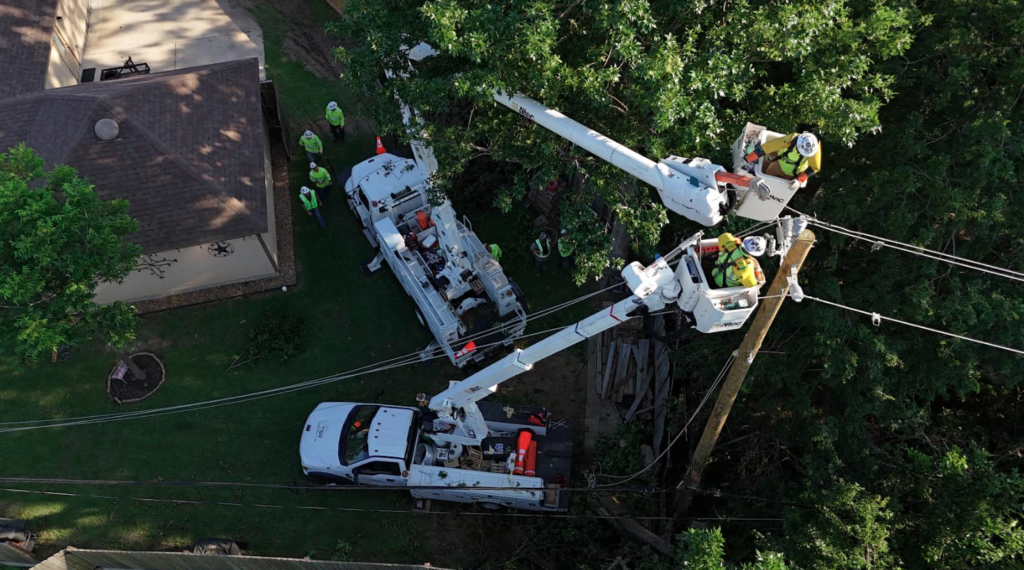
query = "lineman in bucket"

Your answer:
(712, 234), (766, 288)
